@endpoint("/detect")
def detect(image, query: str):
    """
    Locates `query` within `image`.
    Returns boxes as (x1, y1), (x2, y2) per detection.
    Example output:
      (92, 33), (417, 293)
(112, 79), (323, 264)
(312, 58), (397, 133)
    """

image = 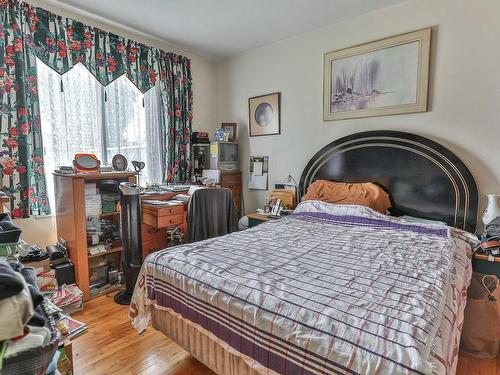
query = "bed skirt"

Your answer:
(151, 307), (278, 375)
